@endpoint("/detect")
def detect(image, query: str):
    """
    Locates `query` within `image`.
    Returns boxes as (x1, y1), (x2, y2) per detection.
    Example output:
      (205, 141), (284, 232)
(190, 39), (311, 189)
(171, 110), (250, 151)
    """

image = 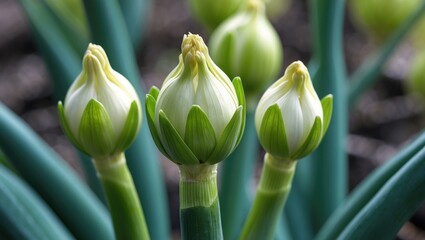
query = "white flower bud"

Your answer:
(58, 44), (141, 159)
(255, 61), (333, 160)
(146, 33), (246, 165)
